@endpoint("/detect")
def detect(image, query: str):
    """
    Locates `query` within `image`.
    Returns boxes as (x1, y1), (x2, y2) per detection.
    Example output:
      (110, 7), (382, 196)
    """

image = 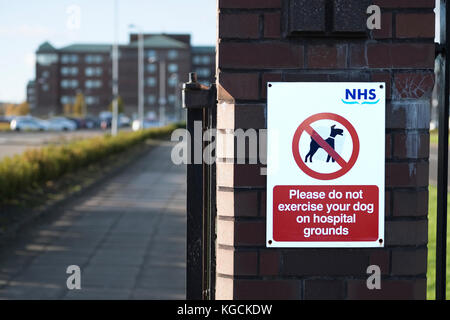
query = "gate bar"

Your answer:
(436, 0), (449, 301)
